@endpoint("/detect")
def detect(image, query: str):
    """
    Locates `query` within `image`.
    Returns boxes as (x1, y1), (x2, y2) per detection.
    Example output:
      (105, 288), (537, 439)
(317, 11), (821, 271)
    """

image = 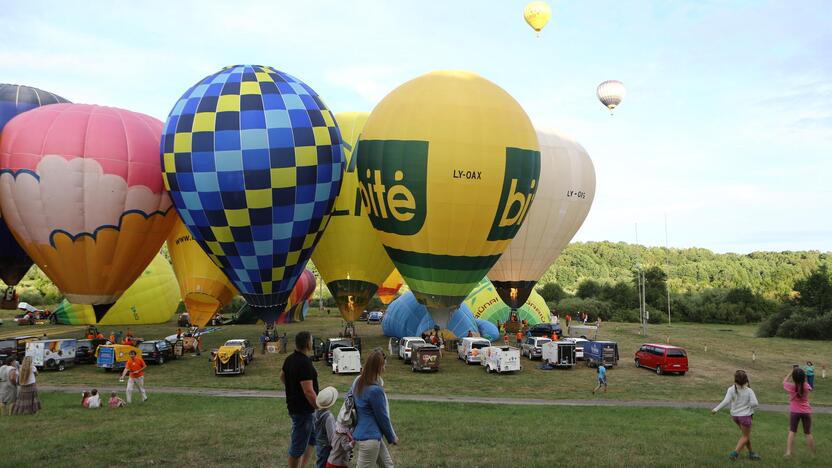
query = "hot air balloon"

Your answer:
(161, 65), (344, 325)
(489, 130), (596, 309)
(233, 268), (316, 324)
(311, 112), (394, 322)
(377, 269), (404, 306)
(53, 254), (181, 325)
(356, 70), (540, 327)
(597, 80), (626, 113)
(0, 104), (175, 321)
(523, 1), (552, 36)
(280, 268), (316, 323)
(167, 217), (238, 328)
(0, 84), (70, 306)
(465, 277), (551, 326)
